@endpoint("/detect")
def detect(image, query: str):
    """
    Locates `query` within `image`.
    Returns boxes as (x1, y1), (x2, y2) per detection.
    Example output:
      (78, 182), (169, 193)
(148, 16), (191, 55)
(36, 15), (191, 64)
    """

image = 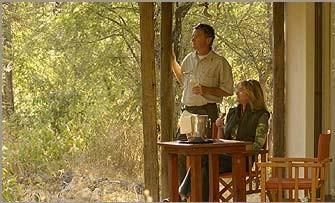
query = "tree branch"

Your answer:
(92, 8), (140, 44)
